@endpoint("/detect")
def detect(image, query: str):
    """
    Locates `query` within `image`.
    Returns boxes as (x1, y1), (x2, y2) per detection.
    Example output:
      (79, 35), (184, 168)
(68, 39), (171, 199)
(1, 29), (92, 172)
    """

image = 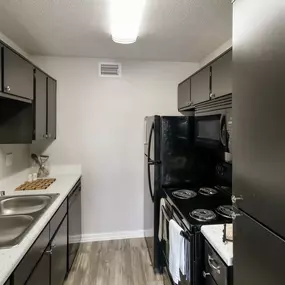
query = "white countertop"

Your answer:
(201, 224), (233, 266)
(0, 165), (82, 285)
